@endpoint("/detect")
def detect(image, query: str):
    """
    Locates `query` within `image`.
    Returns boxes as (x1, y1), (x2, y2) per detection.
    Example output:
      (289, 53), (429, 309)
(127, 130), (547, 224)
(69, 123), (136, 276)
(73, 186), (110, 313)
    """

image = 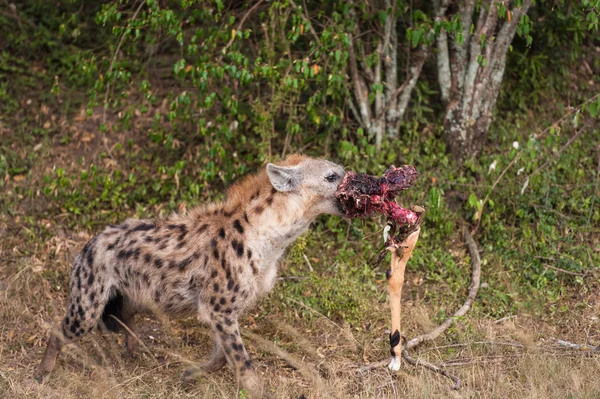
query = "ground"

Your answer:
(1, 103), (600, 398)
